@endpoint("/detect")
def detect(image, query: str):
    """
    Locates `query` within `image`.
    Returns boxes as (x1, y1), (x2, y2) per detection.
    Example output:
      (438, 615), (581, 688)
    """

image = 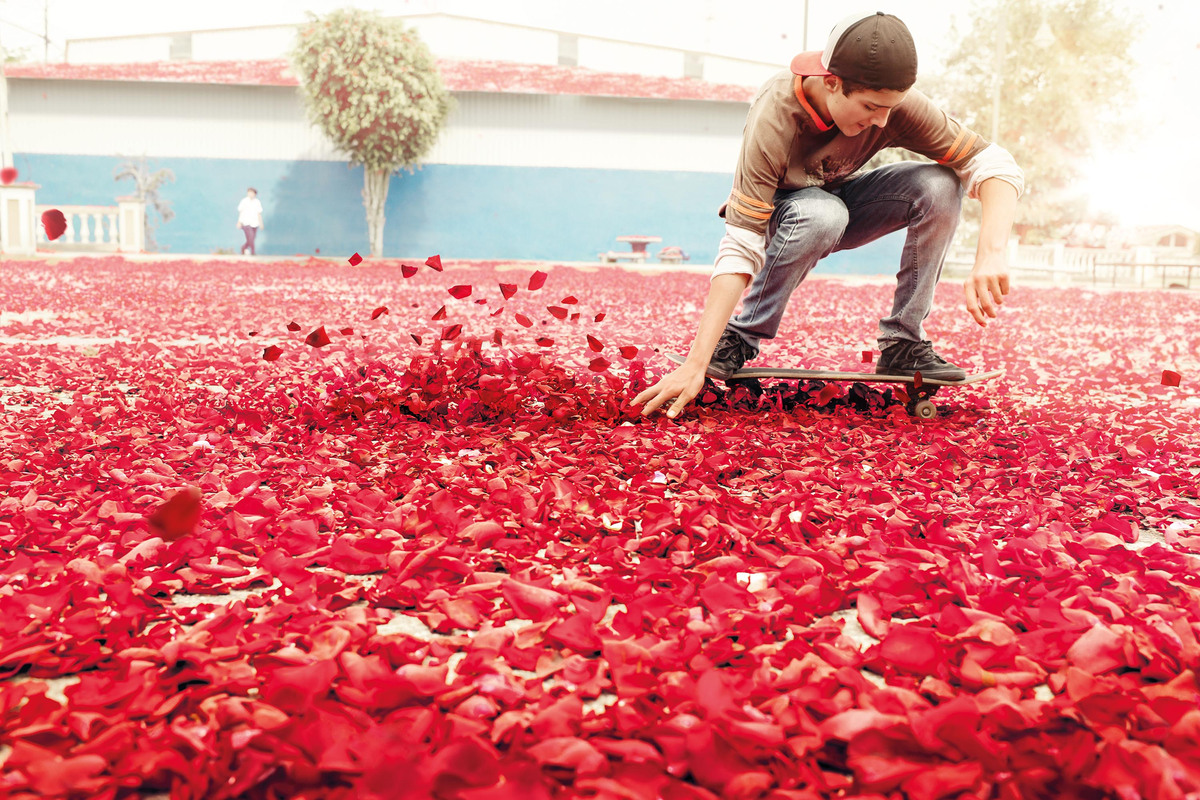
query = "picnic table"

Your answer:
(599, 235), (662, 263)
